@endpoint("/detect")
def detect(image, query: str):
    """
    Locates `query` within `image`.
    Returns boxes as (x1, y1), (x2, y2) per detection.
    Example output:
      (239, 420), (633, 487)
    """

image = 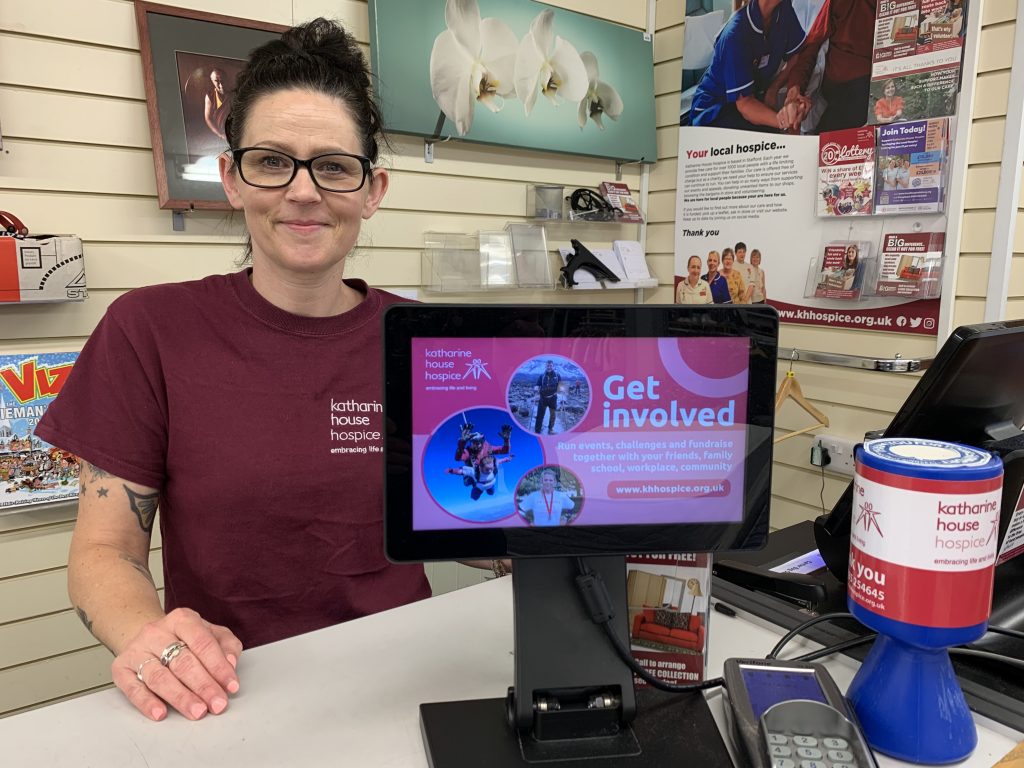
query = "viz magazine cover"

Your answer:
(0, 353), (80, 510)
